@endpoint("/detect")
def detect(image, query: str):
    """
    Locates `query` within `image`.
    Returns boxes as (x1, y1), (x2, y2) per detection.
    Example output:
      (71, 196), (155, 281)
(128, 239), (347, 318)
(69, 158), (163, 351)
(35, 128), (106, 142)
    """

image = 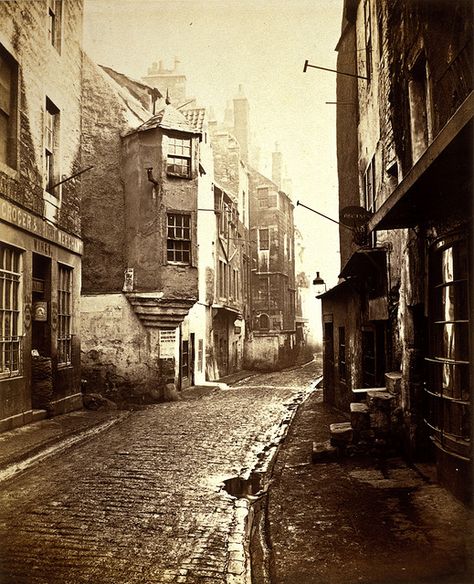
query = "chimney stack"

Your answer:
(233, 85), (249, 162)
(272, 142), (283, 189)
